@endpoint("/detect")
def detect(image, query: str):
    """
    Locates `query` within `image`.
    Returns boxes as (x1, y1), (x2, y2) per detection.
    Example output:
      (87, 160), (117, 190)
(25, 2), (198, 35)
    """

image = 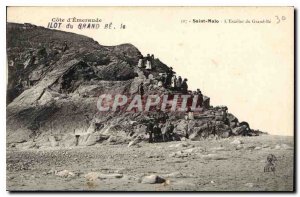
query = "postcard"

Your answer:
(6, 6), (294, 191)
